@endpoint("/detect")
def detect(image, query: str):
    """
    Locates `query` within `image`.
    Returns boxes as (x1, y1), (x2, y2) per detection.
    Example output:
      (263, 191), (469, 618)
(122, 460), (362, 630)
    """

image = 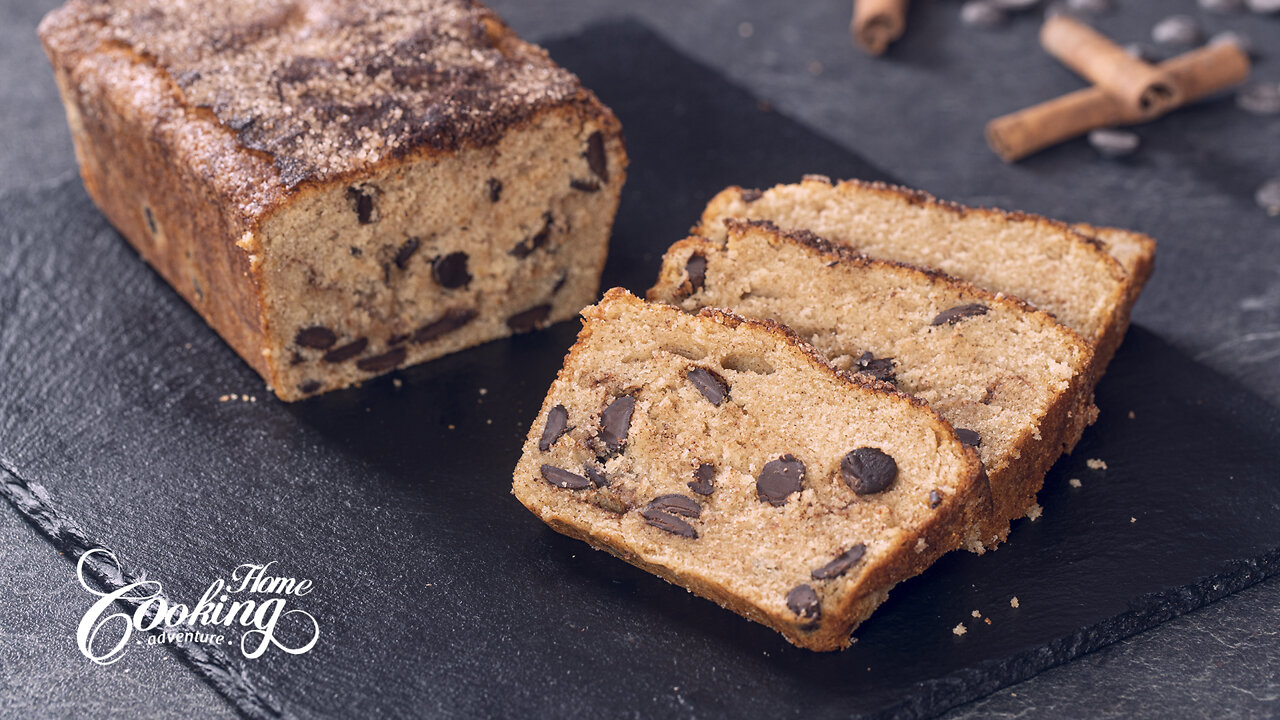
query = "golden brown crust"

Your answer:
(514, 289), (990, 651)
(649, 223), (1097, 545)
